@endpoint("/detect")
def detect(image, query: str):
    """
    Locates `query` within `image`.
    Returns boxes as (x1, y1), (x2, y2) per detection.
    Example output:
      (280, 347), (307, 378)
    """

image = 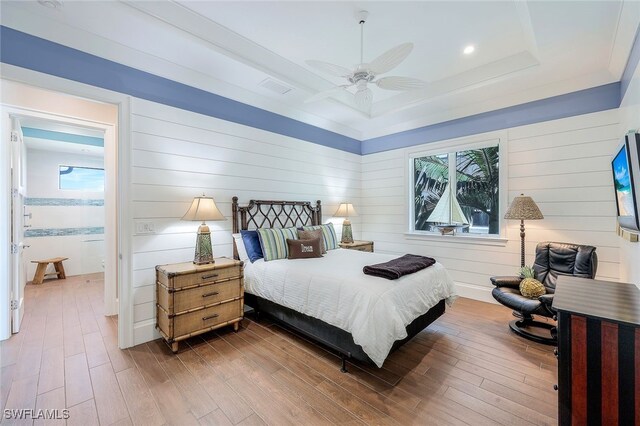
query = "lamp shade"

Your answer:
(504, 194), (544, 220)
(181, 196), (226, 222)
(334, 203), (358, 218)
